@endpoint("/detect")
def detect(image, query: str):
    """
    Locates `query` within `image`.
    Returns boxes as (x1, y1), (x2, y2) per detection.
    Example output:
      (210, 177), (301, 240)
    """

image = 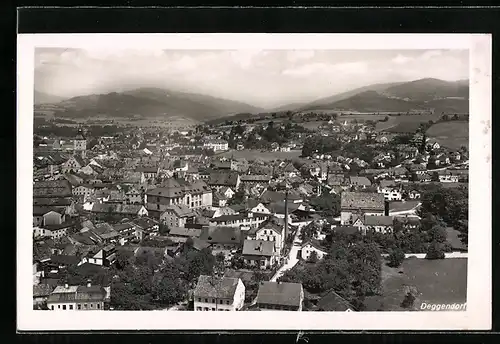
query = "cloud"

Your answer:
(228, 50), (267, 69)
(282, 61), (368, 77)
(286, 50), (315, 63)
(419, 50), (443, 60)
(392, 54), (413, 64)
